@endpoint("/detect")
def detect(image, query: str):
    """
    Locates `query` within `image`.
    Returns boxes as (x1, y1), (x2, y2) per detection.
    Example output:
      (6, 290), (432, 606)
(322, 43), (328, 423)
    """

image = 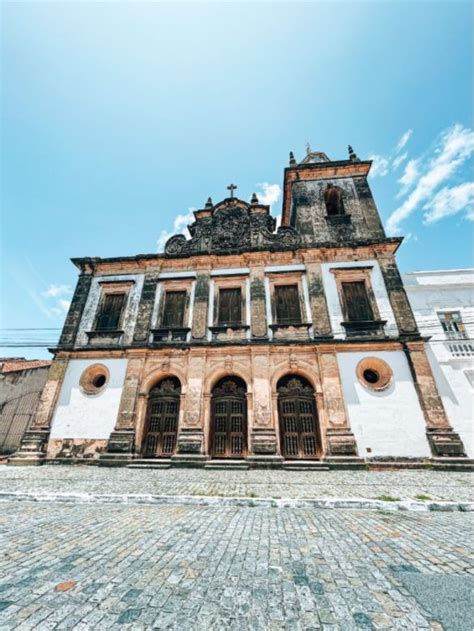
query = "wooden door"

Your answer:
(211, 378), (247, 458)
(143, 378), (180, 458)
(278, 377), (319, 459)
